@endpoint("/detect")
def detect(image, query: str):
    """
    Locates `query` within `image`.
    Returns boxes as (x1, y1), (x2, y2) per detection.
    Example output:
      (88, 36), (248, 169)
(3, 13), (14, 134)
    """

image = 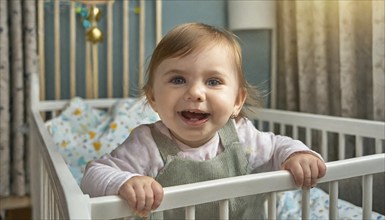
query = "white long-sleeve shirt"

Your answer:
(80, 118), (316, 197)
